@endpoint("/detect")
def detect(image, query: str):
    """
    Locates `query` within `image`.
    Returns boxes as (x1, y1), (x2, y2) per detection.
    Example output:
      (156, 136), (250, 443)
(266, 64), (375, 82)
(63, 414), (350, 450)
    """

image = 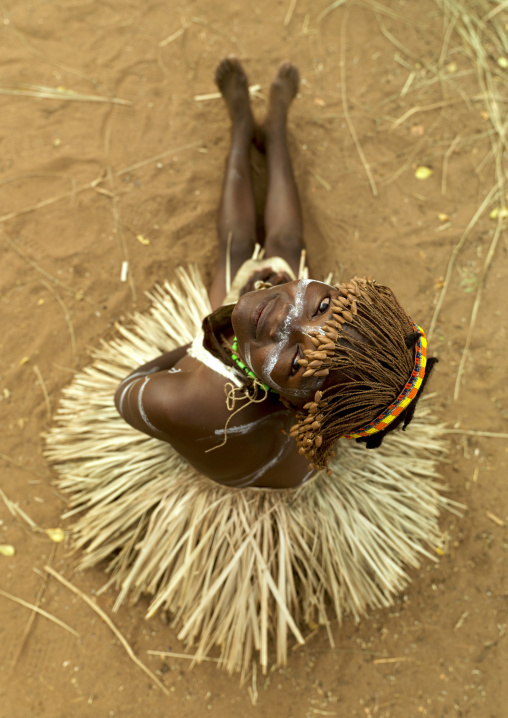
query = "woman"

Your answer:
(114, 57), (435, 489)
(47, 58), (447, 677)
